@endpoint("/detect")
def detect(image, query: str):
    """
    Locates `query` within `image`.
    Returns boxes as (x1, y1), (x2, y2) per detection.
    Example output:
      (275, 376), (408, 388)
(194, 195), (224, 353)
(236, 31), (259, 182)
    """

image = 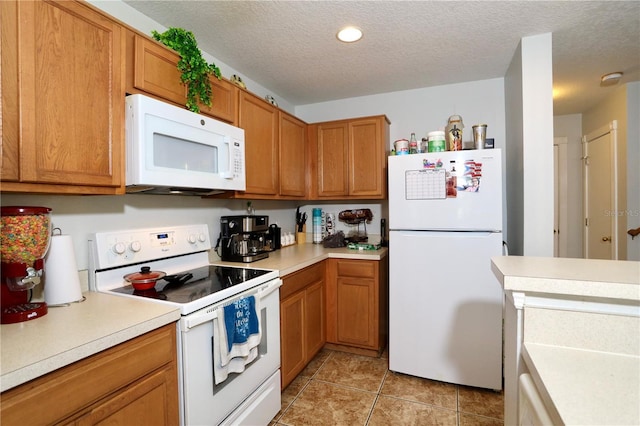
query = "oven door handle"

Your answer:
(184, 278), (282, 330)
(185, 309), (219, 329)
(257, 278), (282, 299)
